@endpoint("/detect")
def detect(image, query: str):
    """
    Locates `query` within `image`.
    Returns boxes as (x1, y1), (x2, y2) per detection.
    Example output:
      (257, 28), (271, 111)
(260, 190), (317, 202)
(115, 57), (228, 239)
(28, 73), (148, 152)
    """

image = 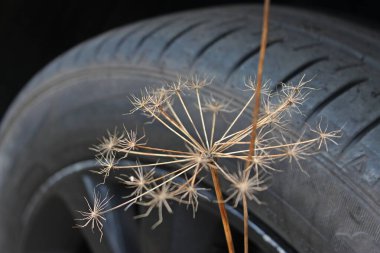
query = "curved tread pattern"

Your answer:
(225, 38), (284, 82)
(305, 78), (368, 121)
(213, 17), (249, 28)
(190, 26), (245, 67)
(342, 116), (380, 154)
(158, 21), (208, 60)
(133, 19), (177, 53)
(281, 56), (329, 83)
(334, 62), (364, 72)
(112, 23), (148, 58)
(293, 42), (322, 51)
(270, 56), (329, 93)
